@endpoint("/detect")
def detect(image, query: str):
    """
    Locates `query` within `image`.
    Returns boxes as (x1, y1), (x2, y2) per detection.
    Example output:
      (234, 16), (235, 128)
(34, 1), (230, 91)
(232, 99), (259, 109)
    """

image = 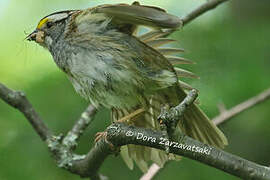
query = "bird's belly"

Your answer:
(81, 78), (142, 109)
(69, 64), (144, 109)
